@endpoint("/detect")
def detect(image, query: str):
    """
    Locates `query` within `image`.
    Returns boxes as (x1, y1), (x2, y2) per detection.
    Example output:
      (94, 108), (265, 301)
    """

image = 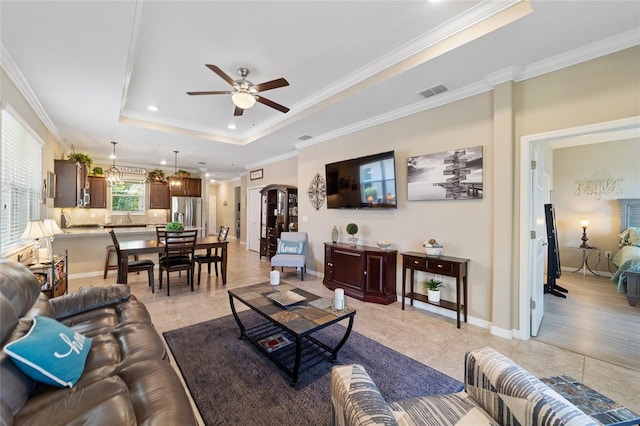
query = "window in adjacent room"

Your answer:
(110, 180), (145, 213)
(1, 107), (43, 253)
